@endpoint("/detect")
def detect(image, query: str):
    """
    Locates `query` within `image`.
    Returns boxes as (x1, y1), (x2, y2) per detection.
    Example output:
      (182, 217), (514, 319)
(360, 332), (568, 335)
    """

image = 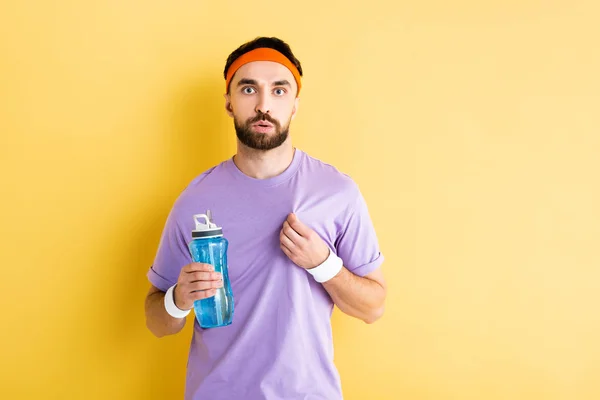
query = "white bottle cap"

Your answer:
(192, 210), (223, 239)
